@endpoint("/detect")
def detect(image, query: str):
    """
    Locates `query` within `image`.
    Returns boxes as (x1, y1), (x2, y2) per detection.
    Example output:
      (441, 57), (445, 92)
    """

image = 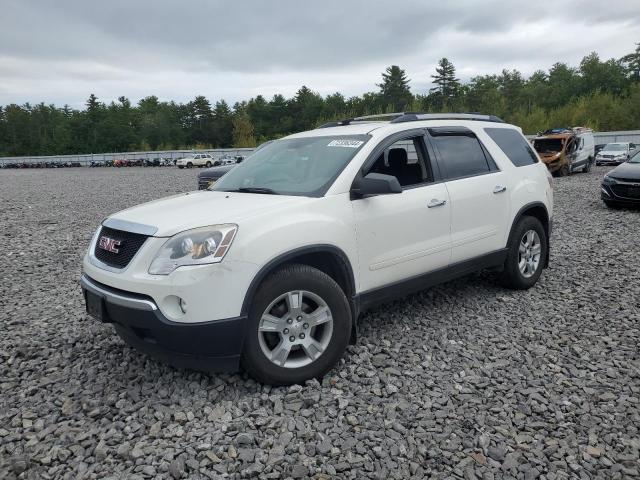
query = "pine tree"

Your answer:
(378, 66), (413, 112)
(621, 42), (640, 81)
(430, 58), (460, 107)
